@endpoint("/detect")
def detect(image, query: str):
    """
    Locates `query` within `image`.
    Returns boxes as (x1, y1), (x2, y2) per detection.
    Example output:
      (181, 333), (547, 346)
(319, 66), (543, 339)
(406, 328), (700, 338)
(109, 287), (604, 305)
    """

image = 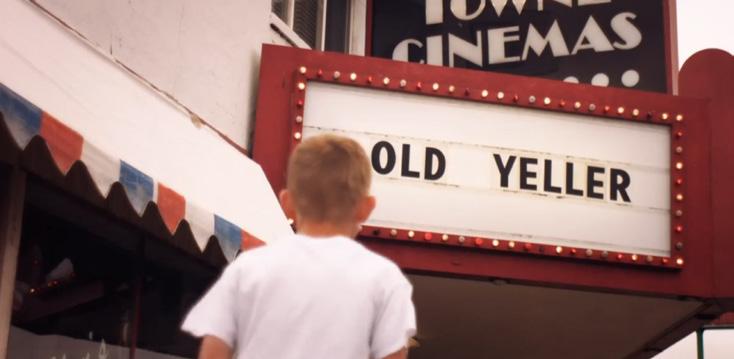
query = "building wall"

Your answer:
(31, 0), (293, 148)
(0, 0), (292, 247)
